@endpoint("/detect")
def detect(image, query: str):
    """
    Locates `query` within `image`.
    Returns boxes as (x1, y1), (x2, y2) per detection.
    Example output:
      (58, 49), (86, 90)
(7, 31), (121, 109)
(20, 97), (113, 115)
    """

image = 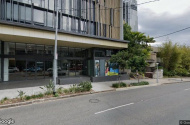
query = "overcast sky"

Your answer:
(138, 0), (190, 46)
